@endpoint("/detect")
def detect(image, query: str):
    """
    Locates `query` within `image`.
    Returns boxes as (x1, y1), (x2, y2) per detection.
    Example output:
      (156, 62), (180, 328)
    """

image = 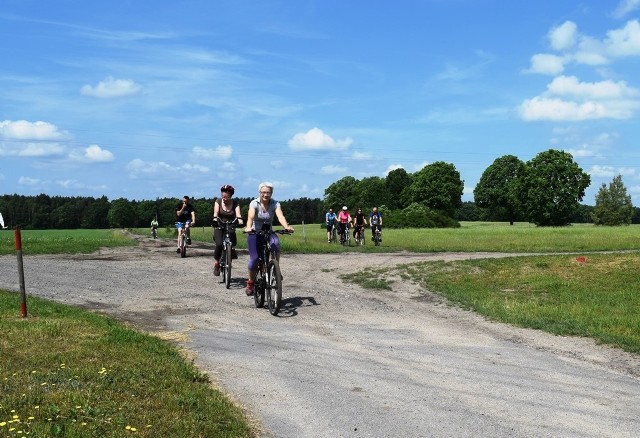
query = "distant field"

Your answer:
(144, 222), (640, 253)
(3, 223), (640, 255)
